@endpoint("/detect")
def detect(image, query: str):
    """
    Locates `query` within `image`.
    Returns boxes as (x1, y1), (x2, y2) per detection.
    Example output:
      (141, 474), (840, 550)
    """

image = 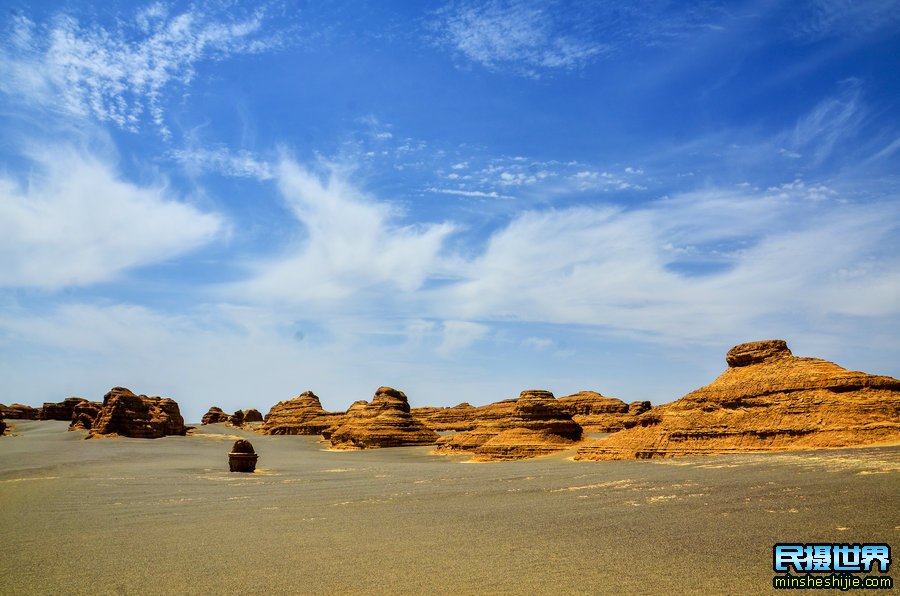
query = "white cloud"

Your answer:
(0, 3), (284, 138)
(434, 185), (900, 342)
(170, 146), (274, 179)
(427, 187), (514, 199)
(235, 159), (456, 304)
(437, 320), (489, 355)
(0, 148), (223, 289)
(433, 0), (606, 76)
